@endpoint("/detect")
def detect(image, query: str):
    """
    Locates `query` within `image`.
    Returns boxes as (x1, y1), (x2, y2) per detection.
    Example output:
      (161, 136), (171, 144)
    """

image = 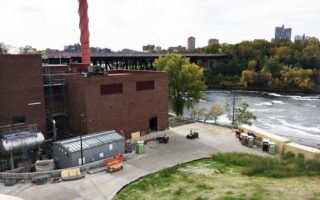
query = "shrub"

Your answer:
(212, 152), (320, 178)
